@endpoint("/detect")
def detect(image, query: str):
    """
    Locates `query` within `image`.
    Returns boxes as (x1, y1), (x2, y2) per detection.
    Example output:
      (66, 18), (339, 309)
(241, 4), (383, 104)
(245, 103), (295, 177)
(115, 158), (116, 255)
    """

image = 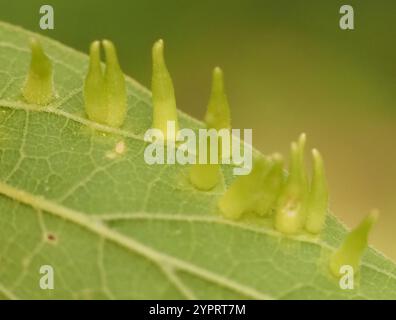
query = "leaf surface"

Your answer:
(0, 21), (395, 299)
